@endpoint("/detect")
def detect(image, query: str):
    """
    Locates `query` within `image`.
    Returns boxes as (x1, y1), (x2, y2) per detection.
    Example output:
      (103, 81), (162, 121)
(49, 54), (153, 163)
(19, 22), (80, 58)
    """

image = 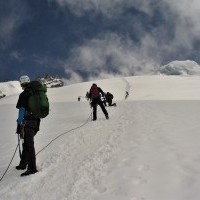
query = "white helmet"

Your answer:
(19, 75), (30, 85)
